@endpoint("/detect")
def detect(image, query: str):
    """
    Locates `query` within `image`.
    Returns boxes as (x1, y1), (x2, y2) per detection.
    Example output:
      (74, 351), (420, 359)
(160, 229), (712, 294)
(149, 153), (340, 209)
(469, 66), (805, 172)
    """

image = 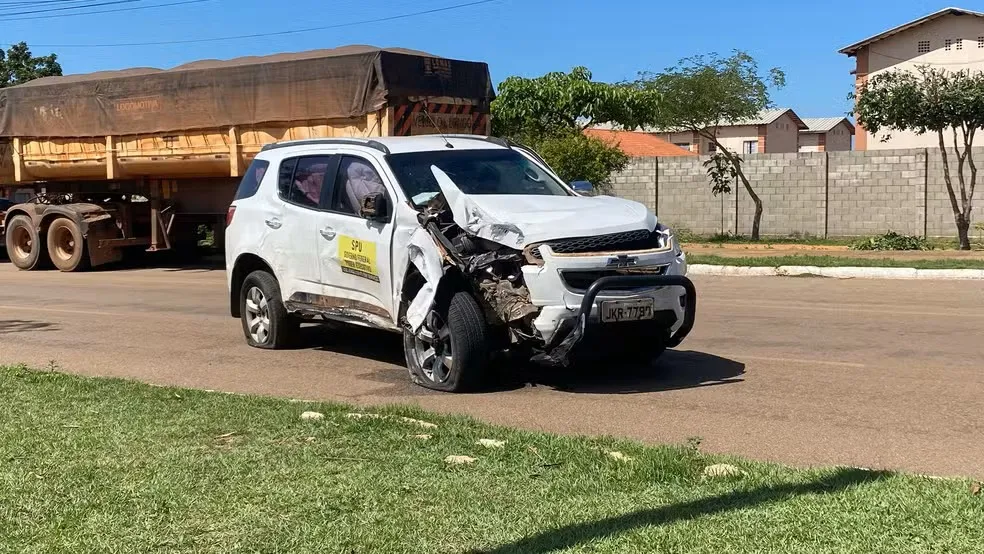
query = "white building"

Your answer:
(840, 7), (984, 150)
